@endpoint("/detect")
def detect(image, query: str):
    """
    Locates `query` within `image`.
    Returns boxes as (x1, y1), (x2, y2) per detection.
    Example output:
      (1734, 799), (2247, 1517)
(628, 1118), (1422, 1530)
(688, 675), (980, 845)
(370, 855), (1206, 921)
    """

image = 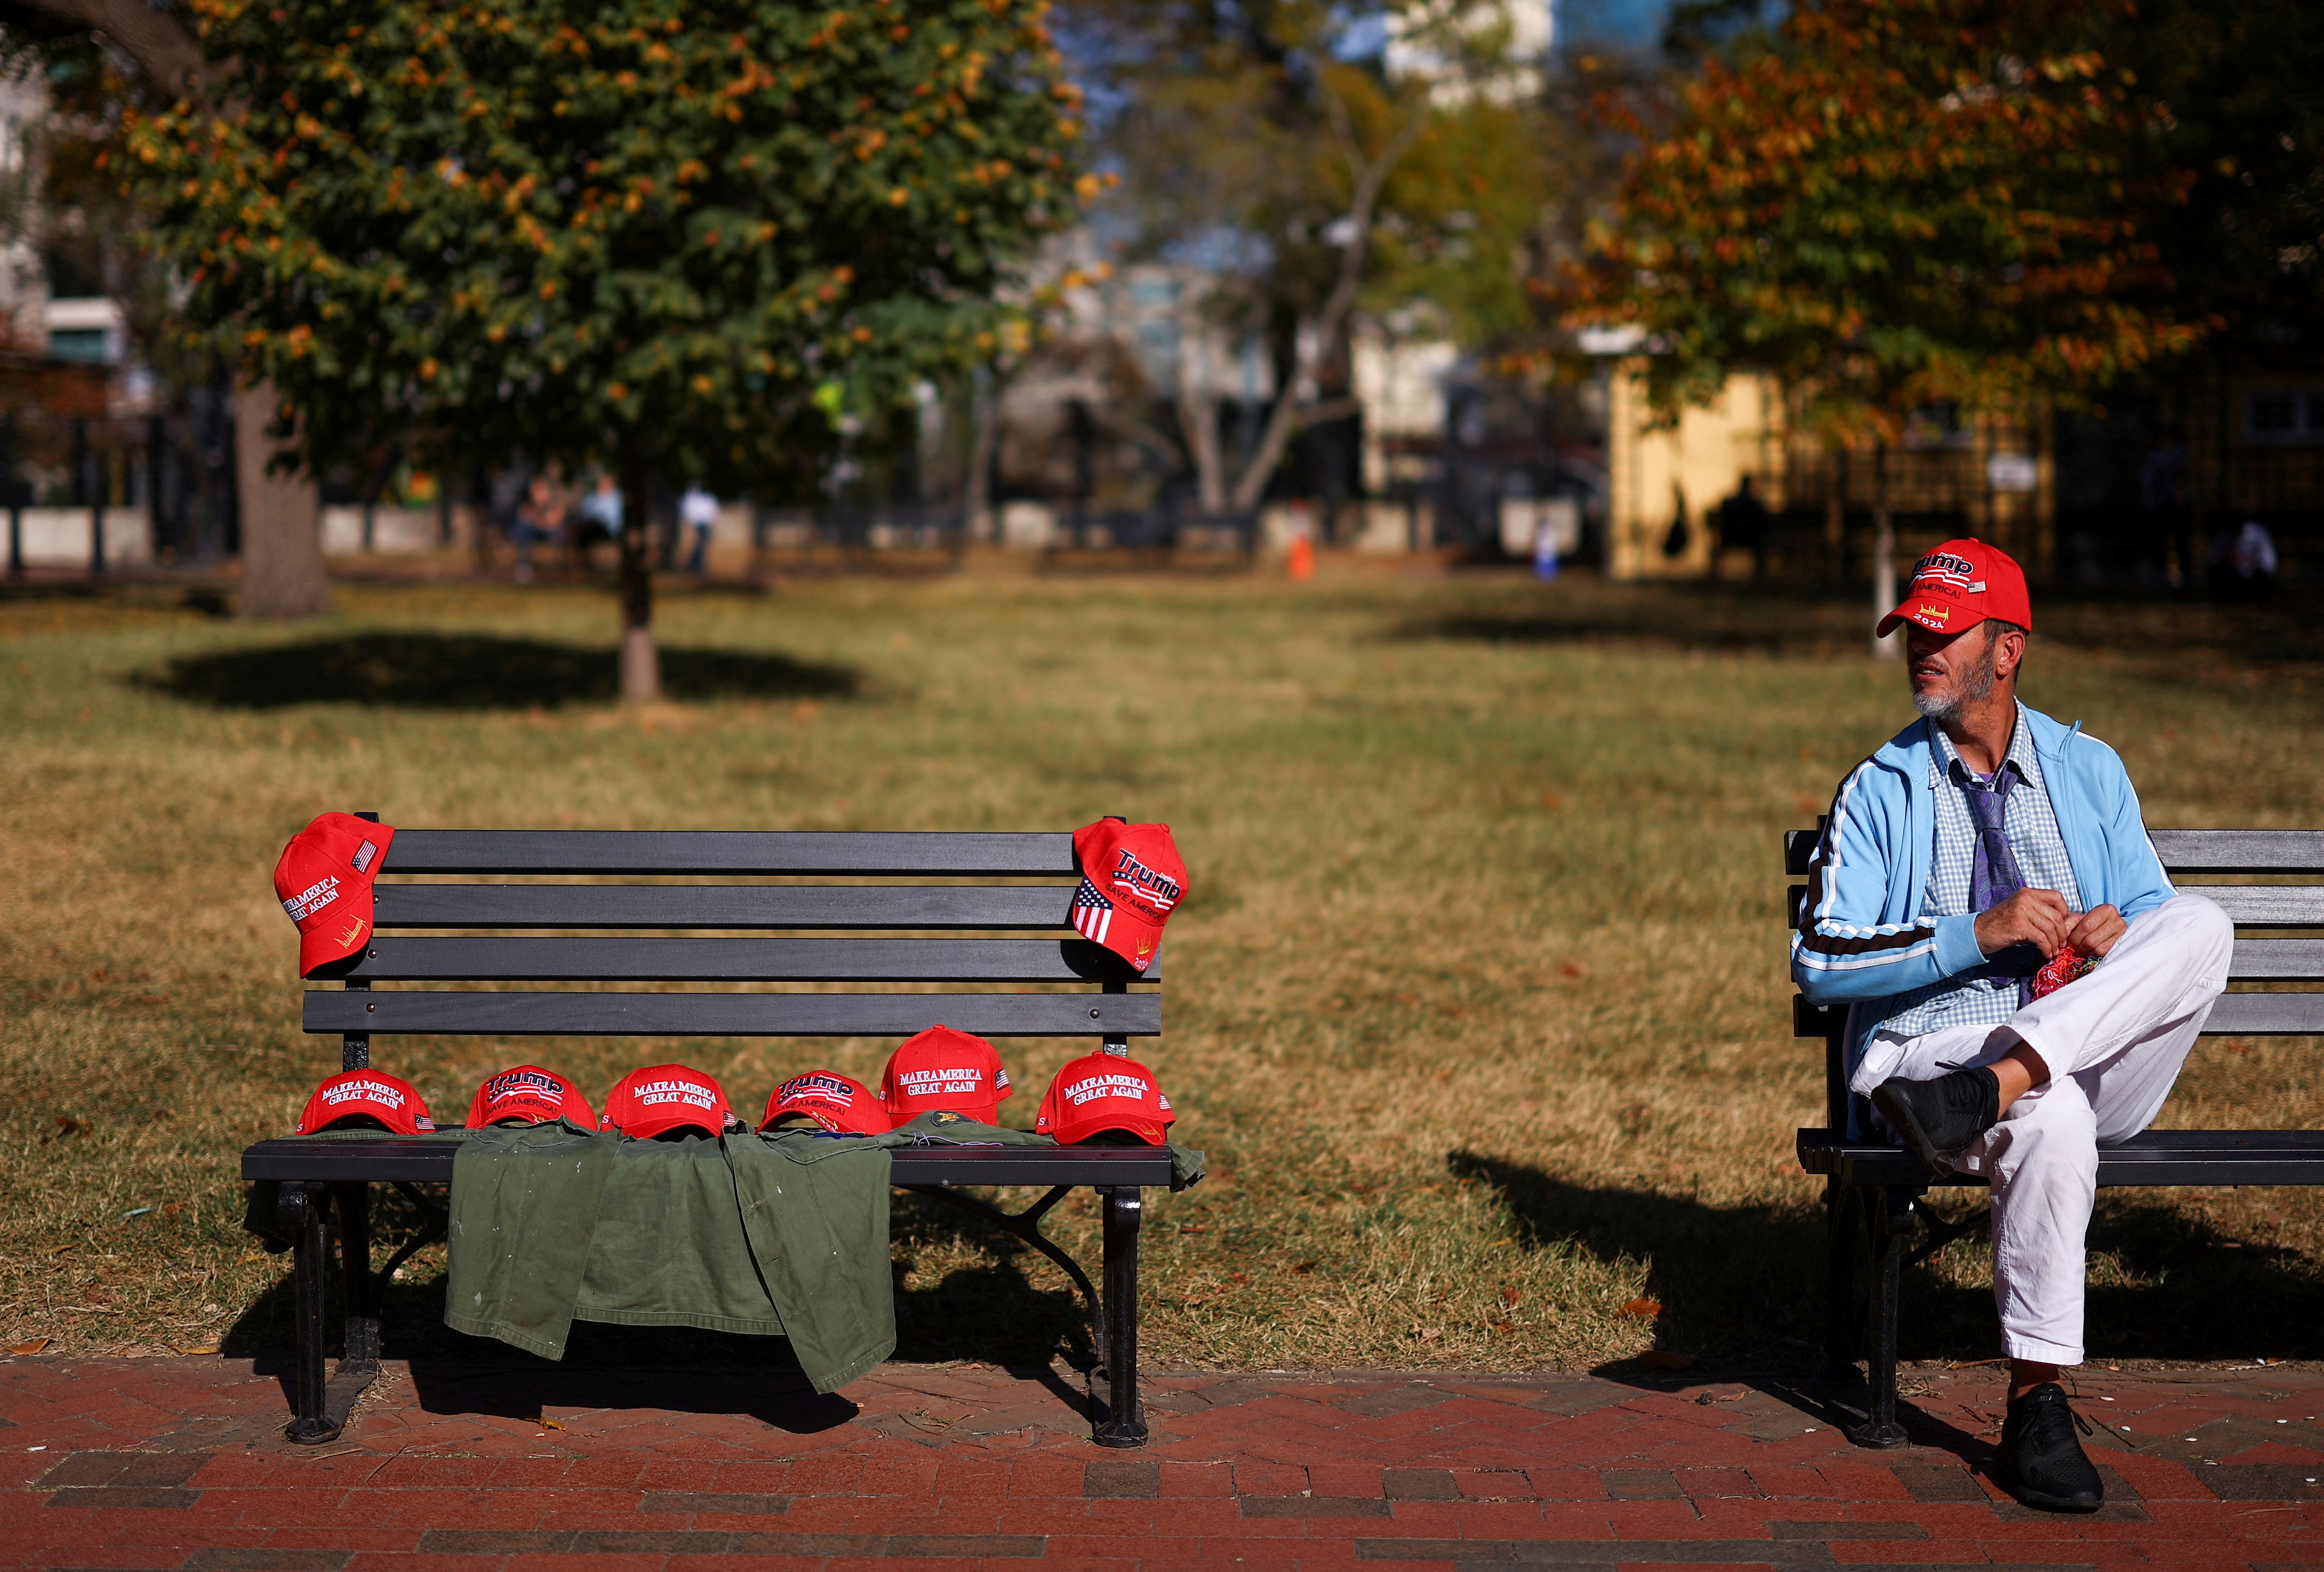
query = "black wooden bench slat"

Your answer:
(2220, 938), (2324, 980)
(241, 1134), (1174, 1186)
(1798, 1131), (2324, 1189)
(2201, 993), (2324, 1034)
(374, 884), (1075, 930)
(382, 830), (1077, 876)
(304, 989), (1160, 1038)
(2188, 886), (2324, 926)
(2147, 829), (2324, 874)
(346, 936), (1157, 983)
